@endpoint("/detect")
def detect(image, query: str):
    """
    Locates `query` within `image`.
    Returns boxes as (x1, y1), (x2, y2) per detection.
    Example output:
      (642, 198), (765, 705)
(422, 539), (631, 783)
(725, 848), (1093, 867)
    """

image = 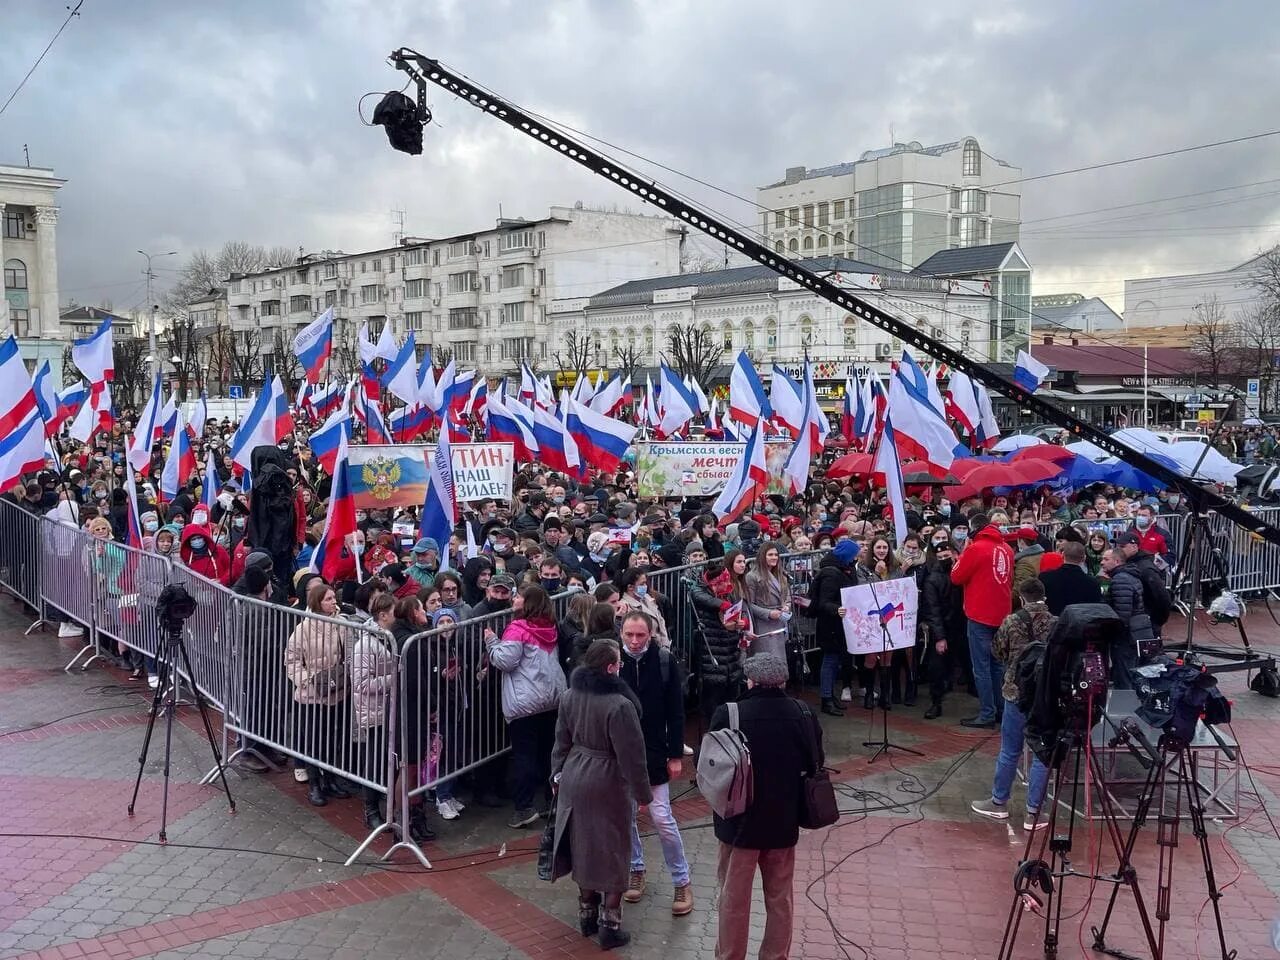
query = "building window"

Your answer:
(453, 342), (476, 362)
(788, 238), (799, 253)
(833, 200), (845, 220)
(447, 272), (477, 294)
(963, 139), (981, 177)
(803, 205), (814, 227)
(483, 241), (491, 258)
(324, 290), (337, 308)
(799, 317), (813, 347)
(788, 207), (799, 226)
(433, 249), (441, 266)
(261, 300), (281, 317)
(3, 210), (26, 240)
(448, 307), (478, 329)
(643, 328), (654, 357)
(721, 322), (733, 352)
(3, 258), (27, 289)
(501, 336), (534, 360)
(961, 322), (972, 352)
(289, 295), (312, 314)
(361, 284), (380, 304)
(960, 188), (987, 213)
(817, 235), (828, 251)
(404, 279), (427, 299)
(833, 231), (845, 250)
(817, 202), (829, 227)
(843, 316), (857, 349)
(500, 302), (526, 324)
(448, 240), (473, 259)
(765, 319), (777, 350)
(500, 229), (535, 251)
(743, 321), (755, 351)
(774, 241), (784, 253)
(10, 309), (29, 337)
(405, 311), (424, 331)
(774, 210), (785, 229)
(406, 247), (426, 266)
(802, 236), (814, 252)
(339, 289), (349, 307)
(500, 265), (526, 289)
